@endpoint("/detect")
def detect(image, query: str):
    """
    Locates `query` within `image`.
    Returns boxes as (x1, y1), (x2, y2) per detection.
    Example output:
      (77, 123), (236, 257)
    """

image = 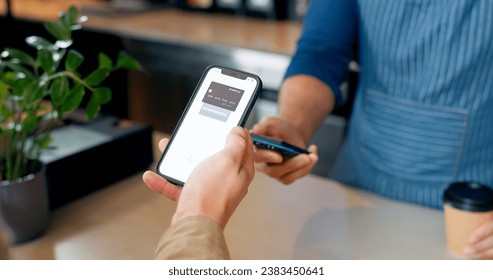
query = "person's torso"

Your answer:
(332, 0), (493, 208)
